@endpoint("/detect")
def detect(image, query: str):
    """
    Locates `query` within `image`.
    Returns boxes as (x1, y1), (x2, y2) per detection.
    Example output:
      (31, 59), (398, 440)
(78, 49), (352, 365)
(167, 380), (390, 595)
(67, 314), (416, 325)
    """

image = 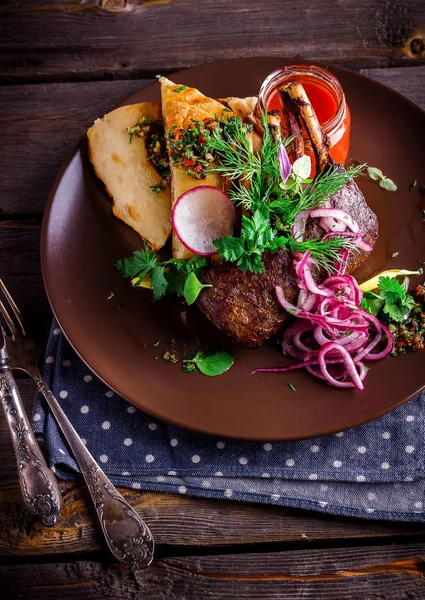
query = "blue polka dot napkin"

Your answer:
(33, 321), (425, 521)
